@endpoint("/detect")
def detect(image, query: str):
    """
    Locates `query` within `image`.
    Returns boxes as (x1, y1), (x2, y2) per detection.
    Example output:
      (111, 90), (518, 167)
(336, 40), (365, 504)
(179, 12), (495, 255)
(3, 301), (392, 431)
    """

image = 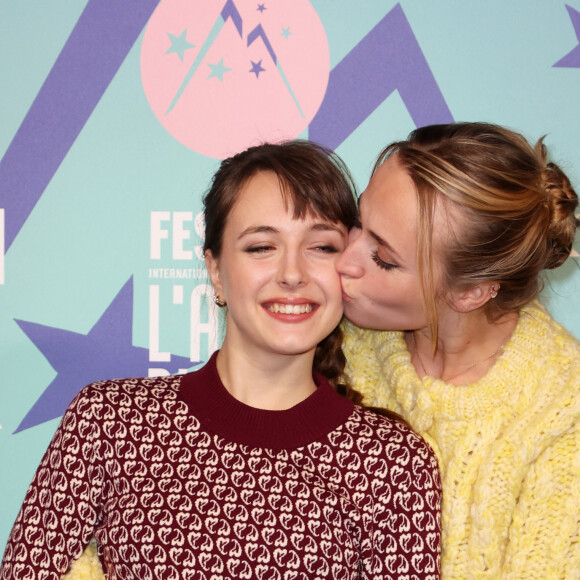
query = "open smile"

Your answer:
(262, 300), (319, 321)
(267, 303), (314, 314)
